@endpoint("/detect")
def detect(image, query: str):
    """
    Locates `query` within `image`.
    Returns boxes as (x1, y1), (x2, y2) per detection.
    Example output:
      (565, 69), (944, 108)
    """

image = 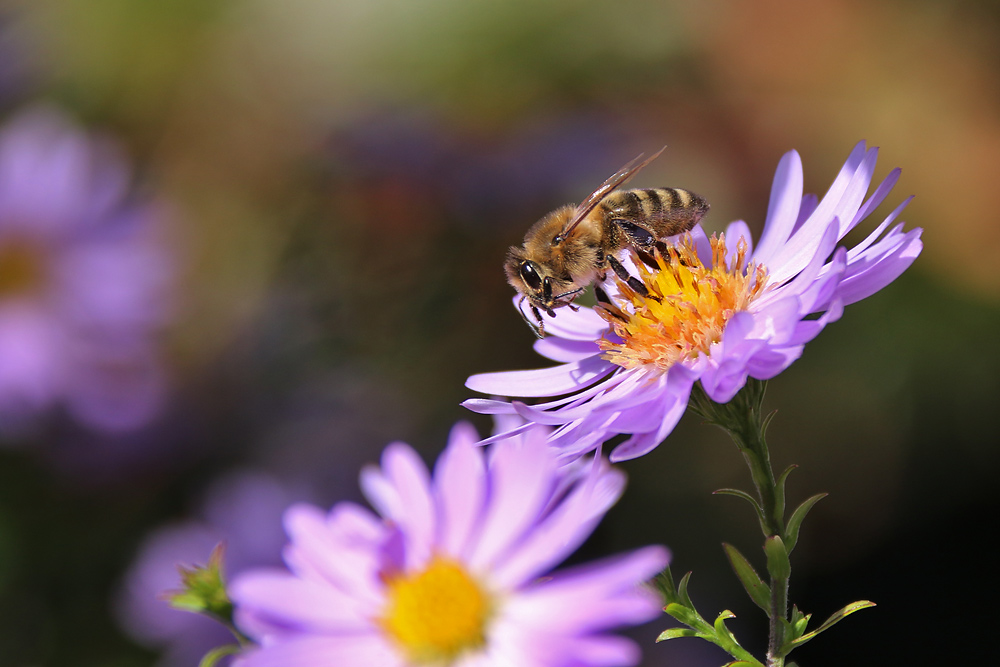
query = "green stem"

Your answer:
(690, 380), (789, 667)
